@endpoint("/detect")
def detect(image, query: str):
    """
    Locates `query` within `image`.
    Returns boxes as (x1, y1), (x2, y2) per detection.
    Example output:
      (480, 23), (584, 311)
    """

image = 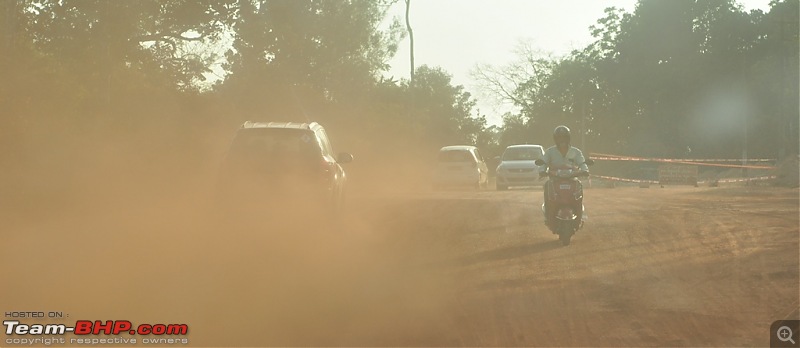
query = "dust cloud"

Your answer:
(0, 123), (459, 347)
(2, 115), (798, 347)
